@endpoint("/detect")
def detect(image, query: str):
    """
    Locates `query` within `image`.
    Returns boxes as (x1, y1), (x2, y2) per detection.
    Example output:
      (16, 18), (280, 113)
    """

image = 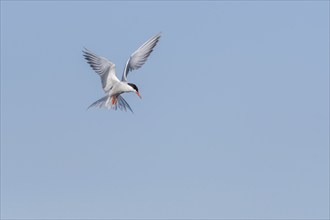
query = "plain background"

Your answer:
(1, 1), (329, 219)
